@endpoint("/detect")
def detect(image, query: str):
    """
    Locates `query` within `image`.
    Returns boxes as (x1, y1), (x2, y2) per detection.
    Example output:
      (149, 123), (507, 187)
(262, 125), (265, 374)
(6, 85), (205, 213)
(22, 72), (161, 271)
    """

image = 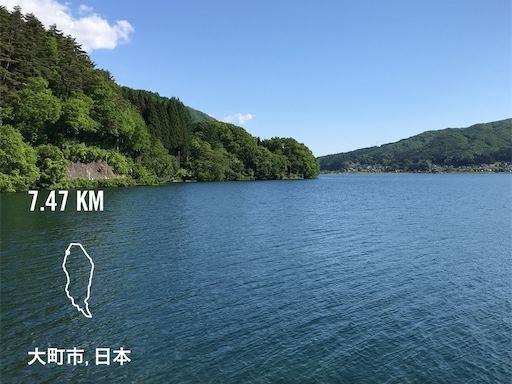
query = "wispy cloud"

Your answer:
(0, 0), (134, 51)
(222, 113), (255, 125)
(78, 4), (93, 16)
